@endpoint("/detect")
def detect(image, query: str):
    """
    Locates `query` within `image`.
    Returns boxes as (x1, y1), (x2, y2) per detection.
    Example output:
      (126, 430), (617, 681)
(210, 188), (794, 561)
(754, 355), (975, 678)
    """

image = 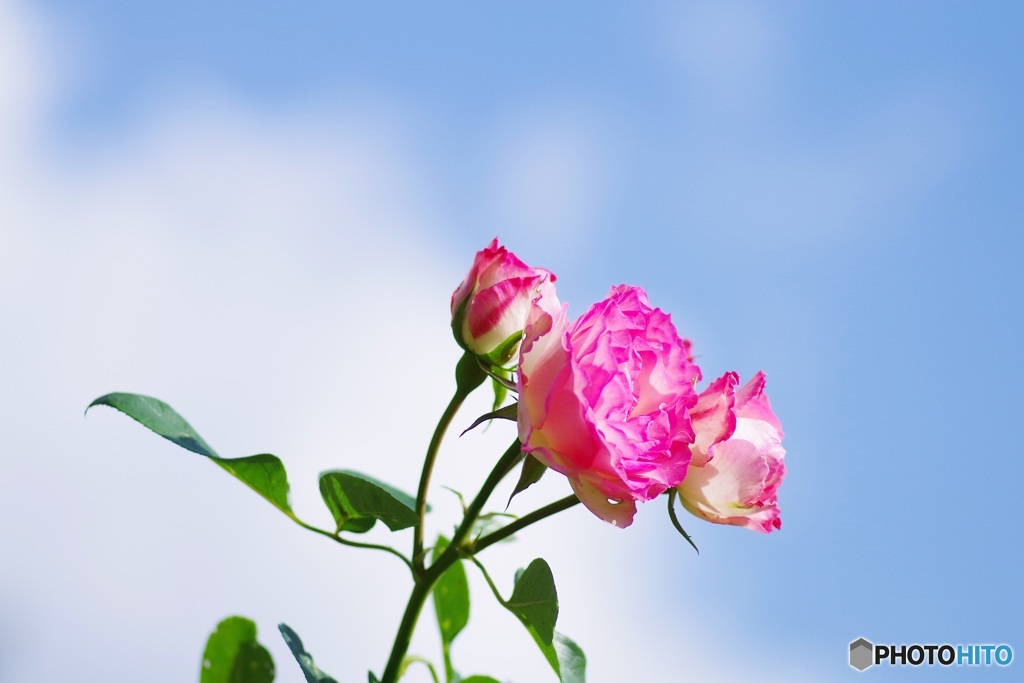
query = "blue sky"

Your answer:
(2, 1), (1022, 681)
